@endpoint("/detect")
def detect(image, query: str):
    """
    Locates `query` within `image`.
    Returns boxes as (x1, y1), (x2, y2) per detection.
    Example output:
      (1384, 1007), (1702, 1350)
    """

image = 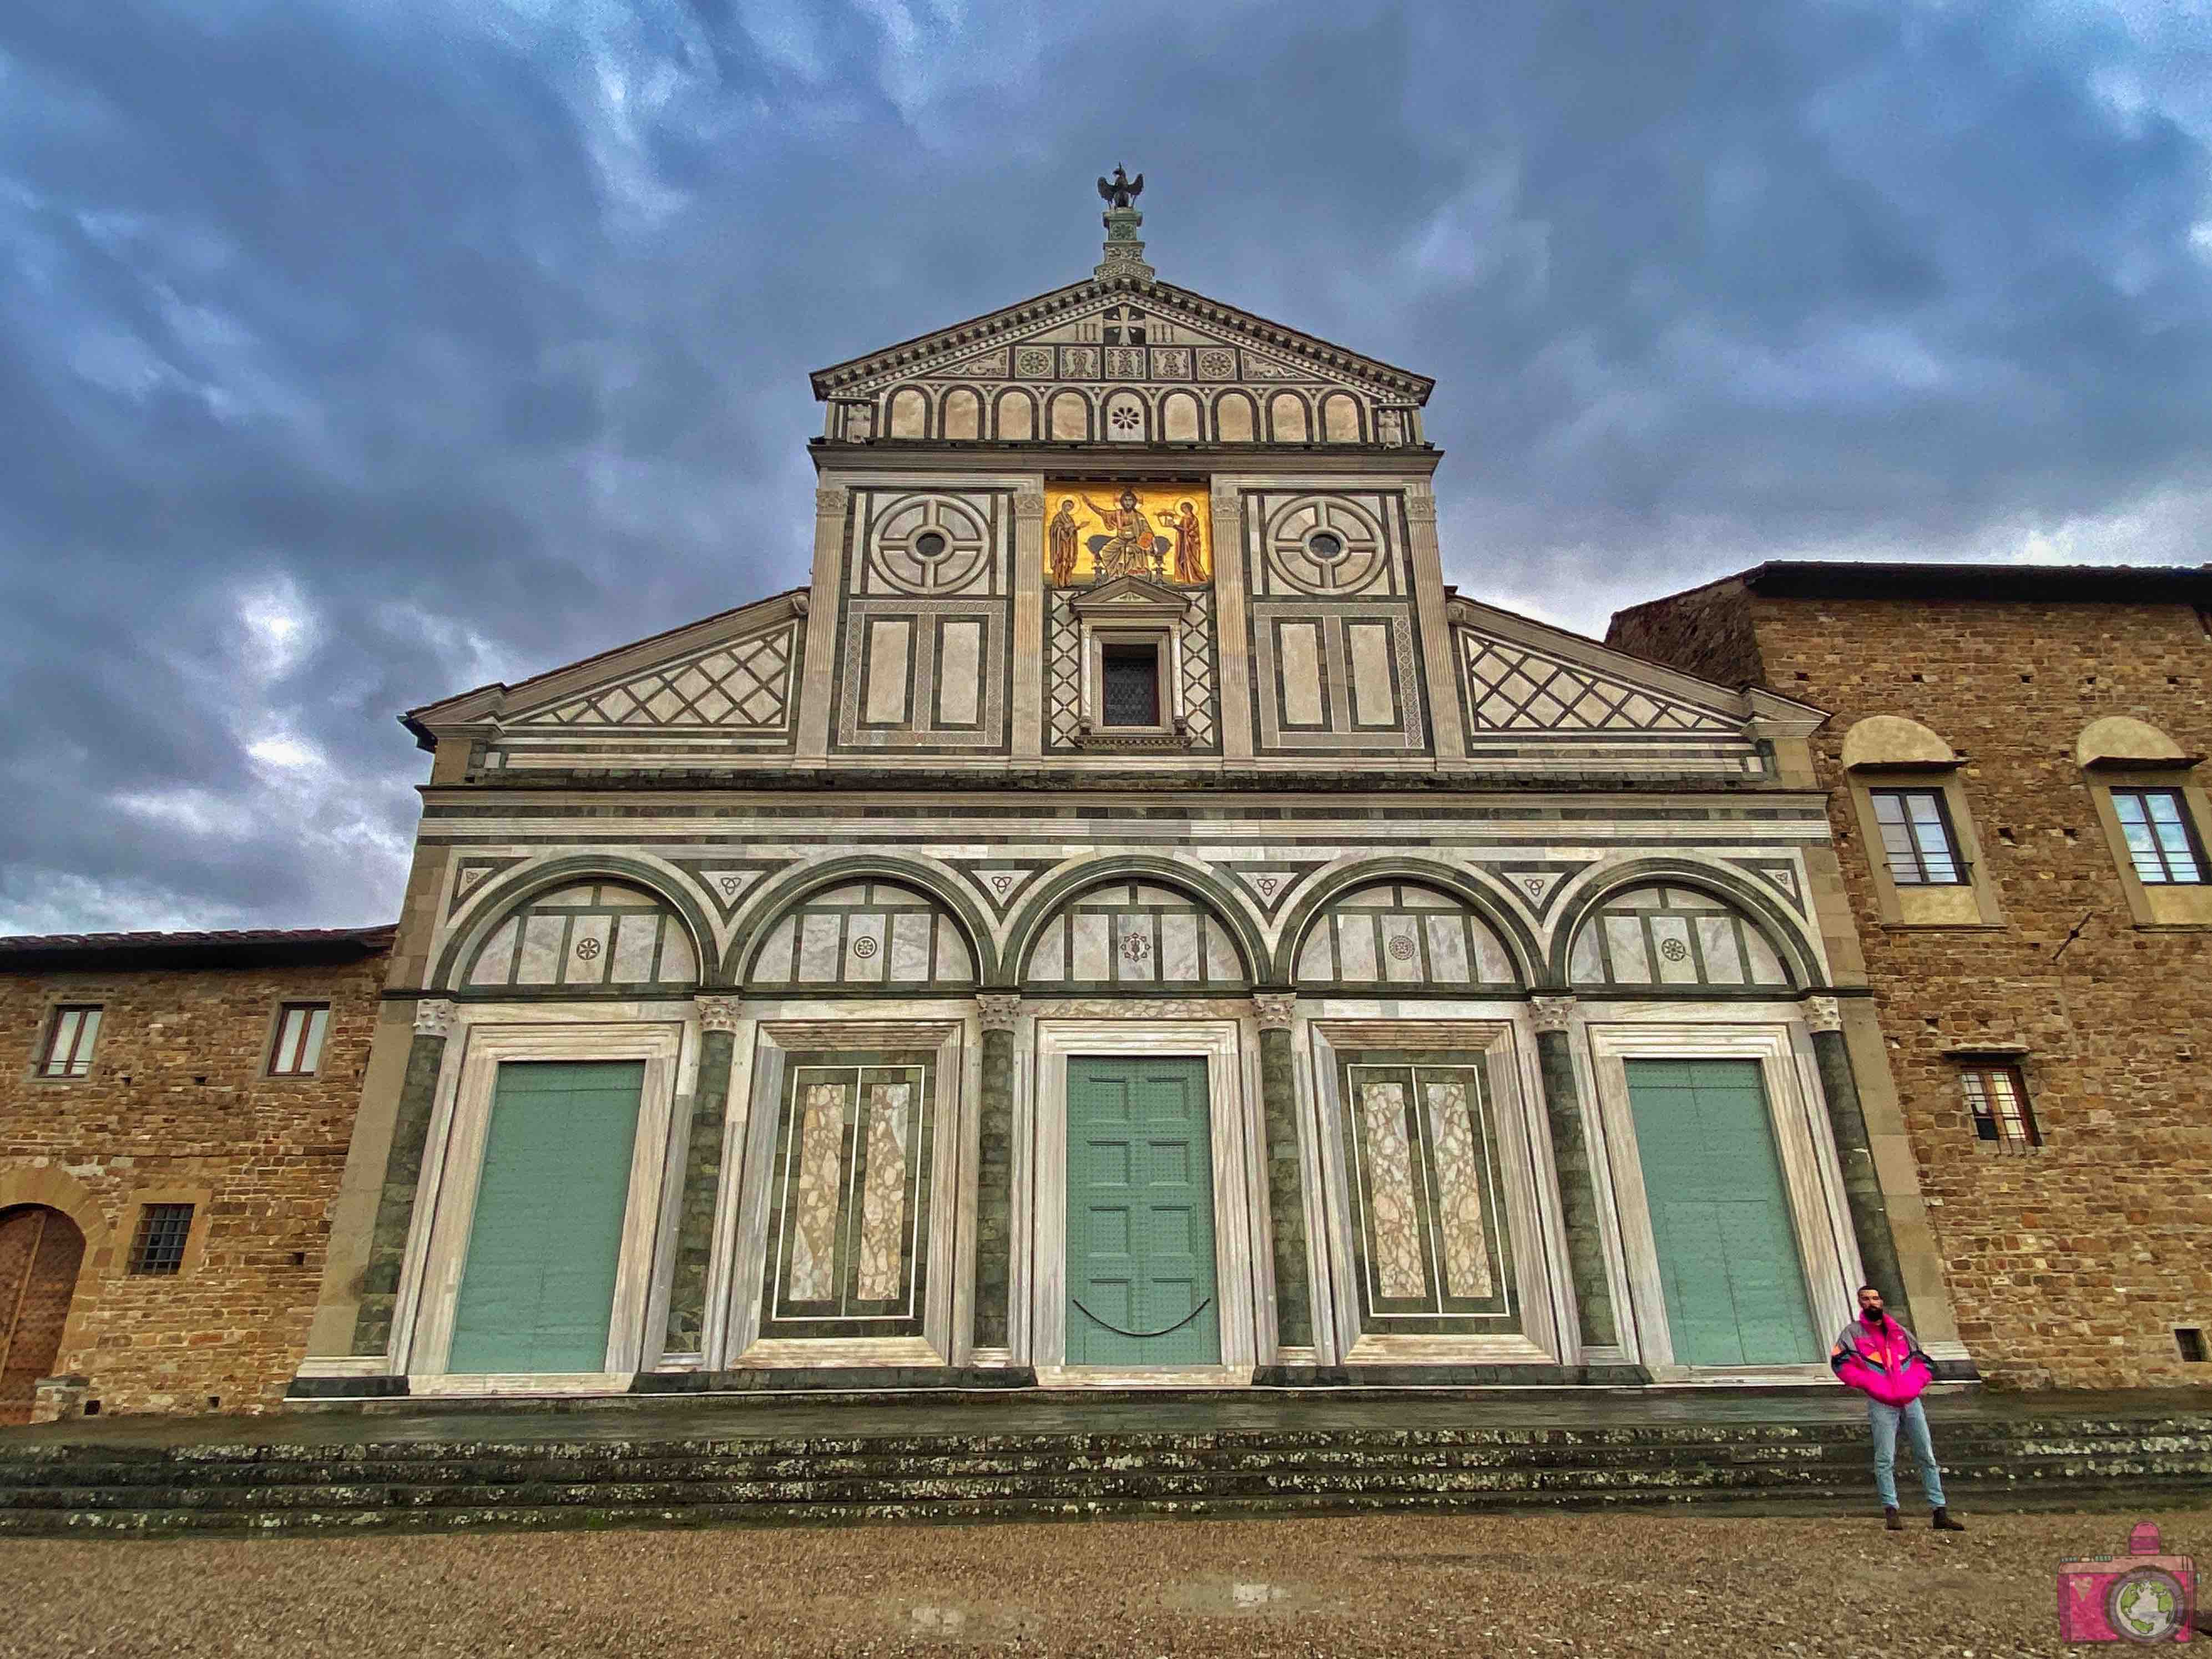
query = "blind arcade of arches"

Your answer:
(1024, 882), (1246, 988)
(466, 882), (699, 989)
(749, 882), (977, 989)
(1295, 883), (1518, 988)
